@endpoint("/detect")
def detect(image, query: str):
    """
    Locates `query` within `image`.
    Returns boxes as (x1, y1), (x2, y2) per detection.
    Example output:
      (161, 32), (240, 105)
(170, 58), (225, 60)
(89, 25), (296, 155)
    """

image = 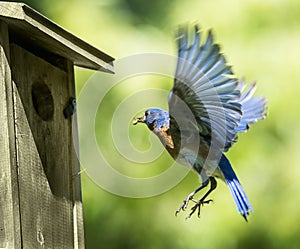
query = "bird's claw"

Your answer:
(185, 199), (213, 219)
(175, 200), (187, 216)
(175, 193), (196, 216)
